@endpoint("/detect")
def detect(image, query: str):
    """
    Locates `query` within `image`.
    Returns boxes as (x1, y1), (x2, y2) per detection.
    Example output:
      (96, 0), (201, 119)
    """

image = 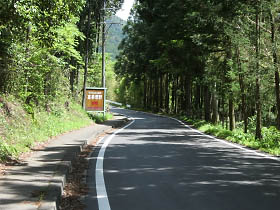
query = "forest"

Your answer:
(0, 0), (124, 106)
(115, 0), (280, 145)
(2, 0), (280, 159)
(0, 0), (122, 160)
